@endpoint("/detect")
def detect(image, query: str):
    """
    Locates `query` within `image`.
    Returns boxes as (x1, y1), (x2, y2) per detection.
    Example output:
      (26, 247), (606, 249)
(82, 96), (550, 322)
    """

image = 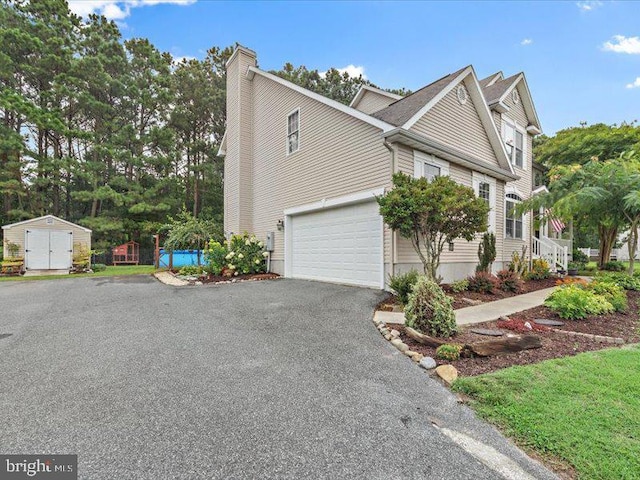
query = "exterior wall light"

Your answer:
(277, 219), (284, 231)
